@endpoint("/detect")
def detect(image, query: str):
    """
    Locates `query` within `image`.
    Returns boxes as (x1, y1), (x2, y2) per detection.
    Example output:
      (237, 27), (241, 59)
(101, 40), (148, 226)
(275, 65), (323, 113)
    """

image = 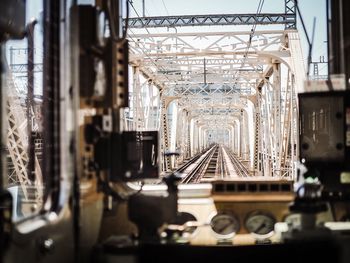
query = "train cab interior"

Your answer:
(1, 0), (350, 262)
